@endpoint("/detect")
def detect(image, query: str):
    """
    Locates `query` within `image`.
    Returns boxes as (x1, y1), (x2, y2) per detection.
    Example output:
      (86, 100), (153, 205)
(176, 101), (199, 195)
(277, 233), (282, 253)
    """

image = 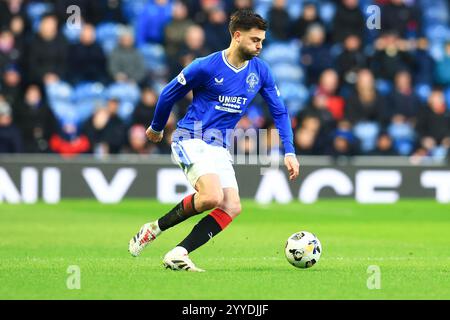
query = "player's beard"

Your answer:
(238, 46), (260, 61)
